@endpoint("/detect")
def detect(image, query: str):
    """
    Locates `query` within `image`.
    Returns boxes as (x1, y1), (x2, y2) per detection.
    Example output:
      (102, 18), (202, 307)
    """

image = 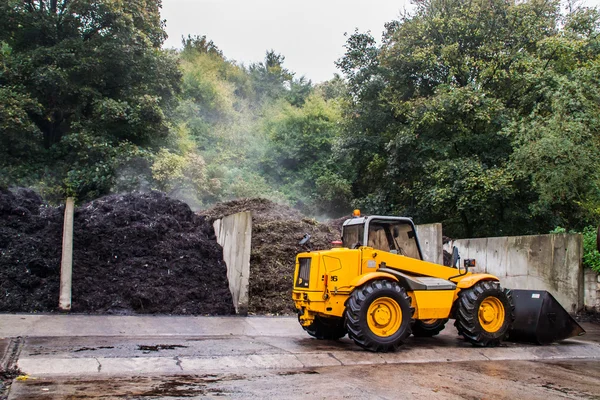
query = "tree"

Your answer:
(181, 34), (223, 58)
(261, 92), (350, 215)
(0, 0), (180, 201)
(248, 50), (294, 102)
(336, 0), (600, 237)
